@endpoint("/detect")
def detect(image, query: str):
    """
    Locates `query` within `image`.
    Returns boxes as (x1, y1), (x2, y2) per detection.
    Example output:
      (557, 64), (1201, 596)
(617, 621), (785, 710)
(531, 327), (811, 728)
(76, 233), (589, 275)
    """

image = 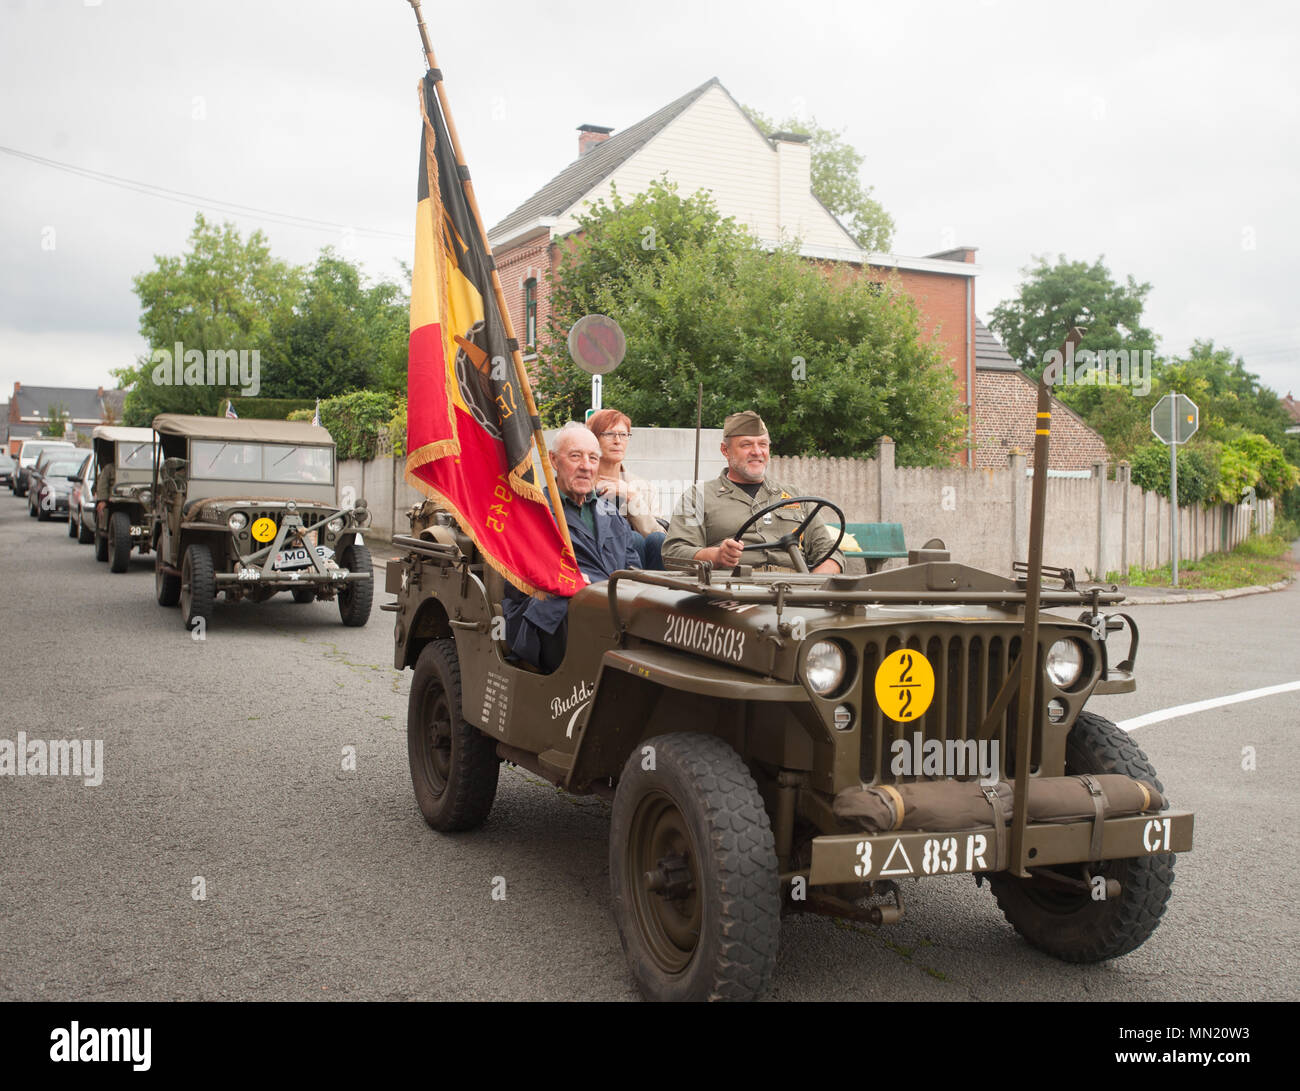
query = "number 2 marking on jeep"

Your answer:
(1143, 817), (1171, 853)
